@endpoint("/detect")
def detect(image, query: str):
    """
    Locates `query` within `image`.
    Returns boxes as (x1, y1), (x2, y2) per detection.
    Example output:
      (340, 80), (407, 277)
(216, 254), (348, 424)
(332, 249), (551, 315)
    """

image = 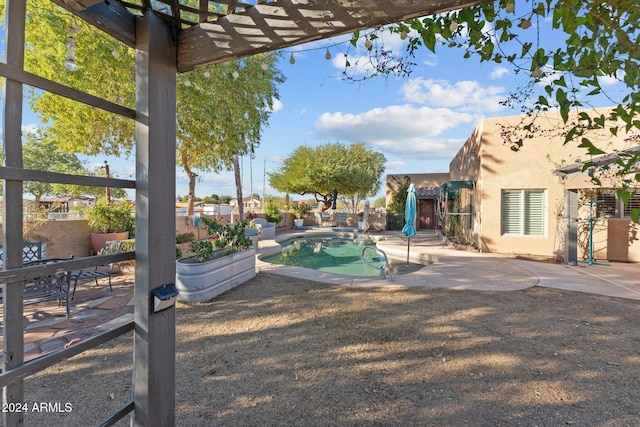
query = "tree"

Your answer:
(177, 55), (284, 216)
(269, 142), (386, 212)
(373, 196), (387, 209)
(349, 0), (640, 220)
(4, 1), (285, 216)
(387, 176), (411, 215)
(22, 132), (88, 208)
(81, 166), (128, 203)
